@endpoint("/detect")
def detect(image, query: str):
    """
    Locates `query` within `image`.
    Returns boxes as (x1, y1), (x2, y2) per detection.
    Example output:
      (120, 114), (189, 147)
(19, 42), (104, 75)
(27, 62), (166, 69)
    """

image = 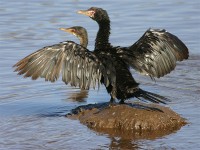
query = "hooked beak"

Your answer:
(59, 28), (74, 34)
(77, 10), (95, 18)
